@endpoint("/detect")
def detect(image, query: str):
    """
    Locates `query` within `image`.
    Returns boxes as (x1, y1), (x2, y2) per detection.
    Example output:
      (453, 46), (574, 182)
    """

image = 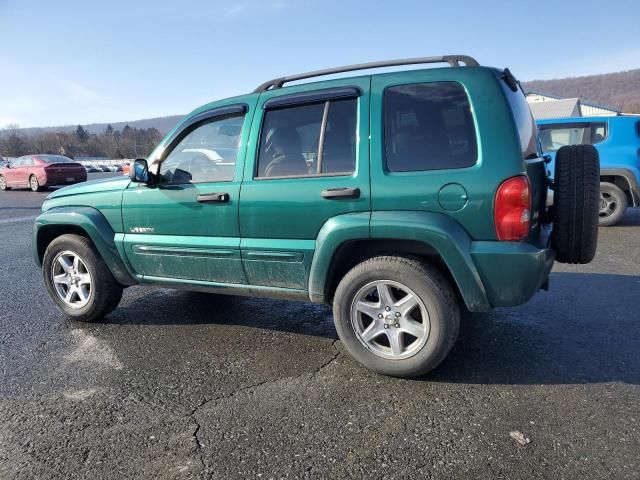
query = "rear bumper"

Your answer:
(39, 173), (87, 186)
(471, 240), (555, 308)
